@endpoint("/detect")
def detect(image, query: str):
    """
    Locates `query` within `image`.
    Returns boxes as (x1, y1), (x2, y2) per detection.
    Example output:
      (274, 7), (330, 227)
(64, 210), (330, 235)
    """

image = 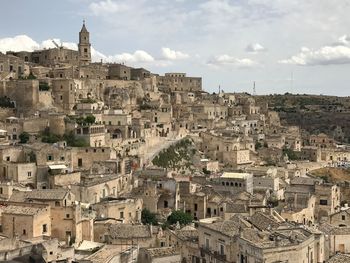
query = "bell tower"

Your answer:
(78, 20), (91, 65)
